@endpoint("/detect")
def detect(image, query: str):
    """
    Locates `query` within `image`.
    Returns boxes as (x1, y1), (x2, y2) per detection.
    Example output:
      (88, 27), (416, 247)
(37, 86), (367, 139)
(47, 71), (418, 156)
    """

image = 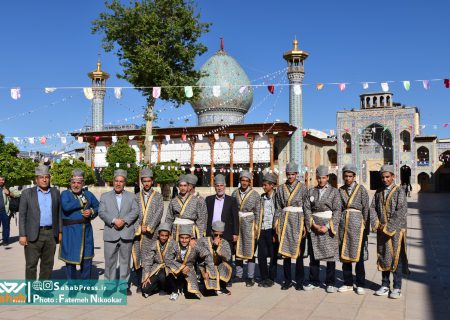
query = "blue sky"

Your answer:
(0, 0), (449, 153)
